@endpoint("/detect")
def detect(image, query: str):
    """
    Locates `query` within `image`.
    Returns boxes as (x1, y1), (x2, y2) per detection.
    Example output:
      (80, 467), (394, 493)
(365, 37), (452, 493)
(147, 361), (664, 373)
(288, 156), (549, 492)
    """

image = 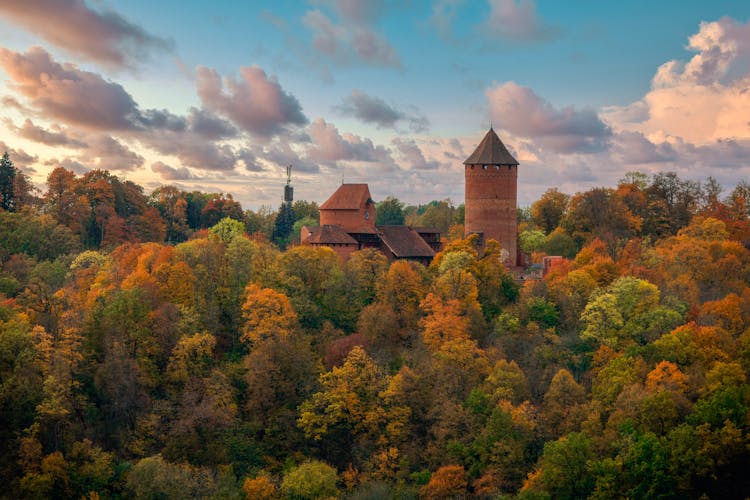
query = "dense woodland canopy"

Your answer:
(2, 154), (750, 498)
